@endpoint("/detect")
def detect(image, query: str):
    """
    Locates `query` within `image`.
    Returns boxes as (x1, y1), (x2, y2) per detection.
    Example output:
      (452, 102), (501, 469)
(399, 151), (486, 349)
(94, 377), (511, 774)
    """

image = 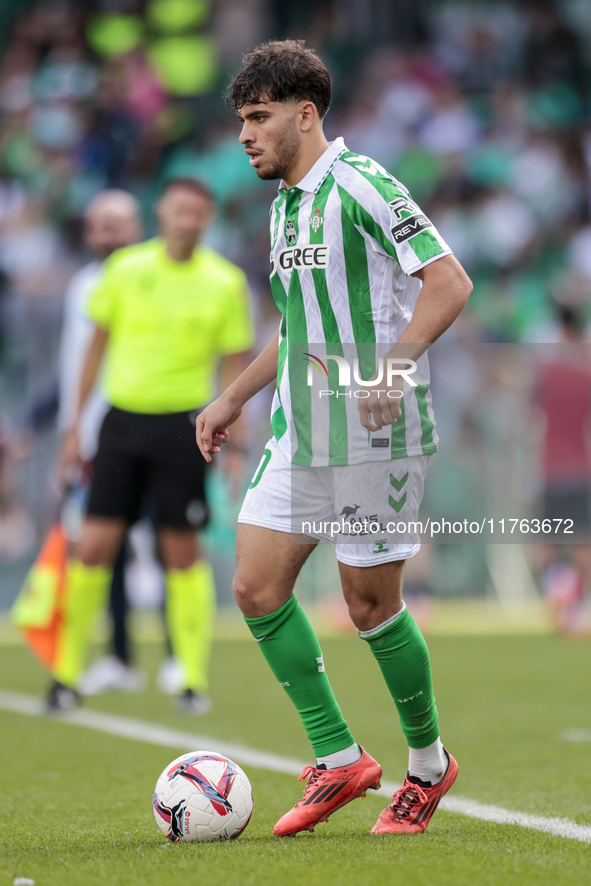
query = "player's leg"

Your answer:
(235, 522), (358, 755)
(339, 558), (444, 773)
(50, 516), (128, 705)
(236, 441), (382, 835)
(109, 540), (132, 665)
(235, 522), (357, 754)
(158, 526), (215, 712)
(335, 454), (456, 834)
(48, 407), (143, 709)
(78, 536), (145, 695)
(149, 410), (215, 712)
(340, 556), (457, 834)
